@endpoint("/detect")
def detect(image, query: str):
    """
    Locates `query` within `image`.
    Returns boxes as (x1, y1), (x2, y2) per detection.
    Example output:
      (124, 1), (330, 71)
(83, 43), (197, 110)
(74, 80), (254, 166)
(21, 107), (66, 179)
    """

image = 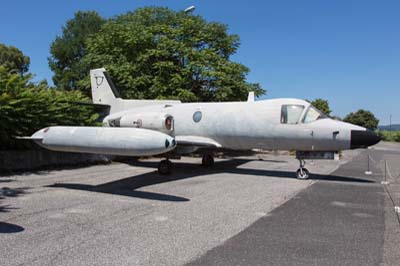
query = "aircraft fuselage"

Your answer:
(104, 98), (375, 152)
